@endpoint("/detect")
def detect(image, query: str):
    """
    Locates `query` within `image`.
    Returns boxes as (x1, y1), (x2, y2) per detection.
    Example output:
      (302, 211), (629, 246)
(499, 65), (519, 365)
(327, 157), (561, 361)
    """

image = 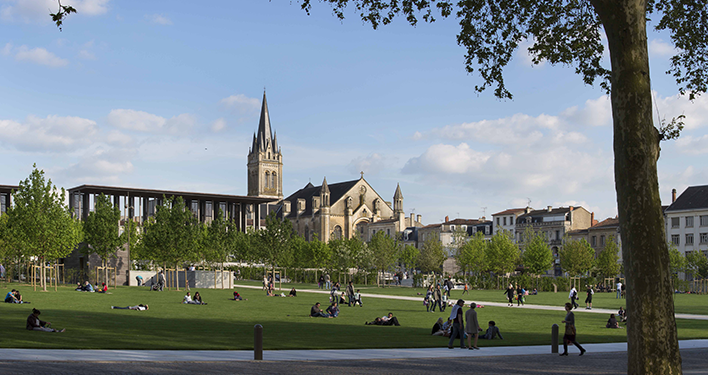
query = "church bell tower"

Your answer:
(247, 91), (283, 199)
